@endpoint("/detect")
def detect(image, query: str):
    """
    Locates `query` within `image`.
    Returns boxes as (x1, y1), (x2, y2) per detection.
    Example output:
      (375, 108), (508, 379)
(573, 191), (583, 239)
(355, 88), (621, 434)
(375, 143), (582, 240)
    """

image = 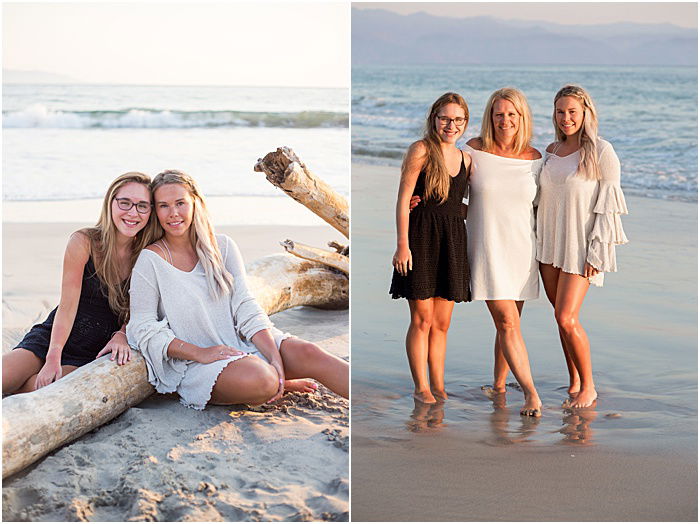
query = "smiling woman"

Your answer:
(2, 172), (158, 395)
